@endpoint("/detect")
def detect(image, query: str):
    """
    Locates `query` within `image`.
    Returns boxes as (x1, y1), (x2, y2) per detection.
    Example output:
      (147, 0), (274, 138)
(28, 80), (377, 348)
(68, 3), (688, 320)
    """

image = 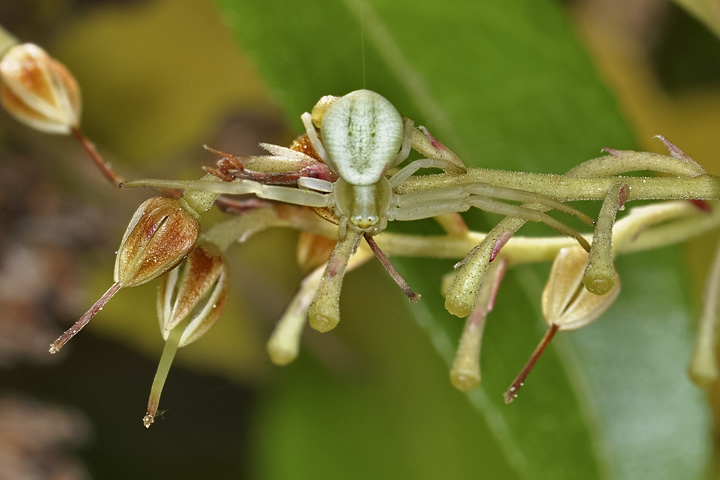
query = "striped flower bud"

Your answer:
(504, 246), (620, 403)
(0, 43), (80, 134)
(144, 242), (229, 428)
(49, 197), (200, 354)
(115, 197), (200, 288)
(156, 241), (229, 347)
(543, 246), (620, 331)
